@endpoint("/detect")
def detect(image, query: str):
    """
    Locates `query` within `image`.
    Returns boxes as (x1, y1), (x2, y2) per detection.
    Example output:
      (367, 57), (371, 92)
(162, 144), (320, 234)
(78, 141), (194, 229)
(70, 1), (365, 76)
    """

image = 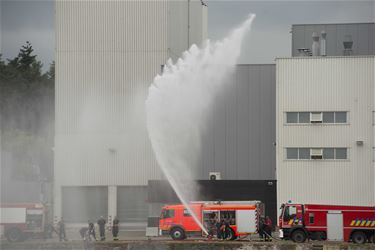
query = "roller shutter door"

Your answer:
(117, 186), (147, 223)
(62, 186), (108, 223)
